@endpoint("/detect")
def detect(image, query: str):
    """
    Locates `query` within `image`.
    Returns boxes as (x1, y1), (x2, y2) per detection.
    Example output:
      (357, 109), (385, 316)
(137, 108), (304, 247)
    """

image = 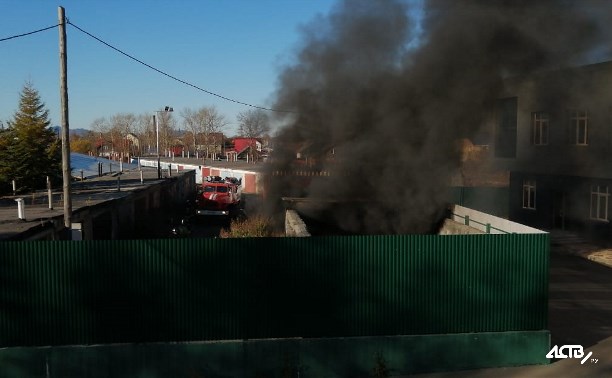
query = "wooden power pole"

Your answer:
(58, 6), (73, 233)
